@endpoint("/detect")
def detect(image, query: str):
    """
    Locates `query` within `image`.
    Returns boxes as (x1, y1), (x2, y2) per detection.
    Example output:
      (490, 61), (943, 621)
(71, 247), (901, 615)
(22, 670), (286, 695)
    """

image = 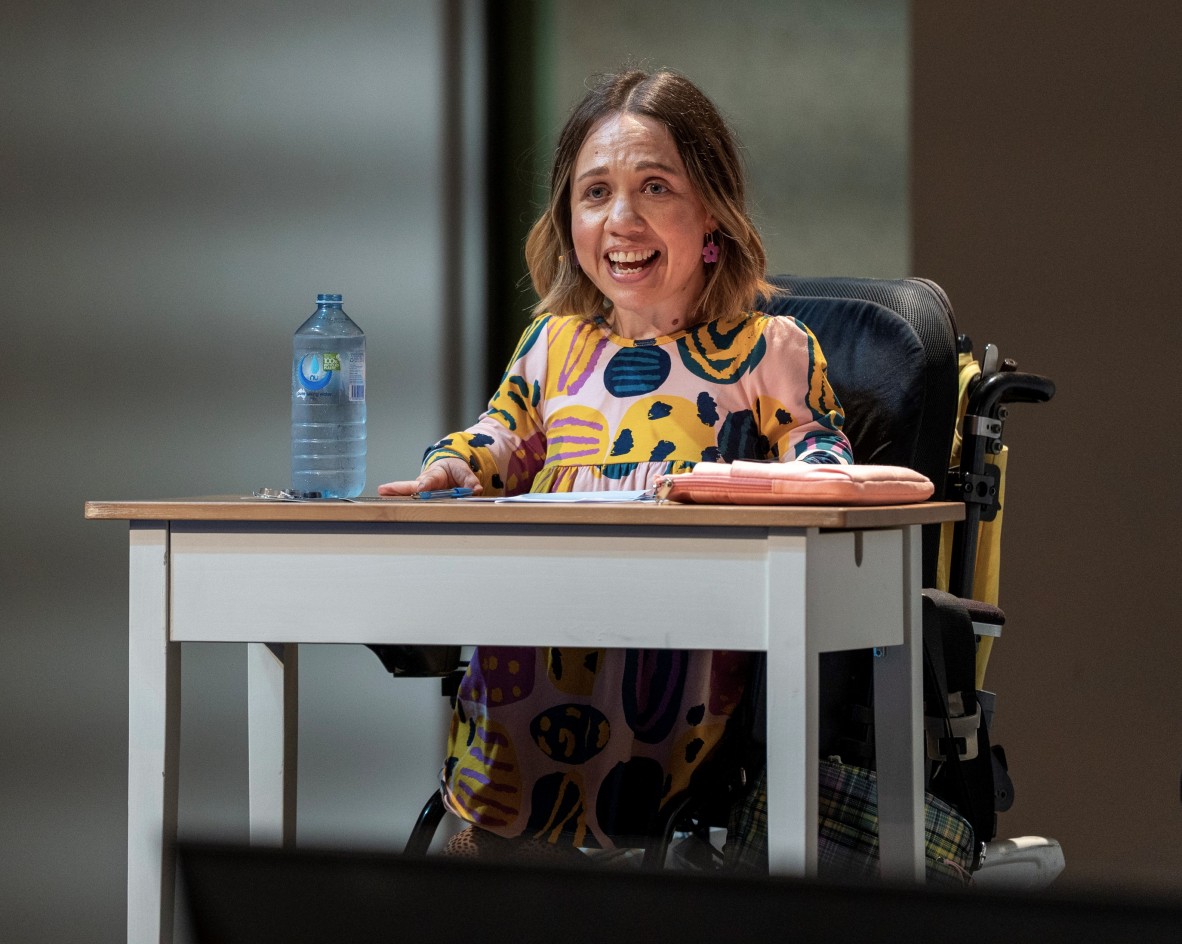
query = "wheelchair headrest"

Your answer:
(761, 293), (929, 477)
